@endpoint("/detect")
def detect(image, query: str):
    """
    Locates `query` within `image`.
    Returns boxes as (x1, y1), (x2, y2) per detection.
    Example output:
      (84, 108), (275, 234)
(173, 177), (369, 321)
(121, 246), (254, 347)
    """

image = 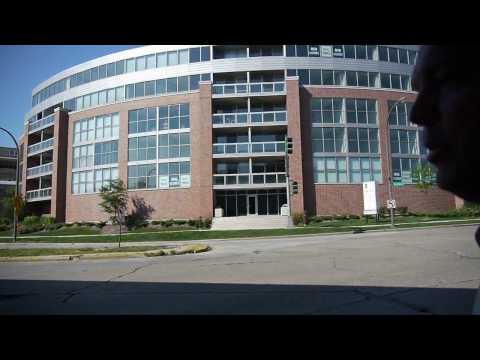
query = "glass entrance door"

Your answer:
(247, 195), (257, 215)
